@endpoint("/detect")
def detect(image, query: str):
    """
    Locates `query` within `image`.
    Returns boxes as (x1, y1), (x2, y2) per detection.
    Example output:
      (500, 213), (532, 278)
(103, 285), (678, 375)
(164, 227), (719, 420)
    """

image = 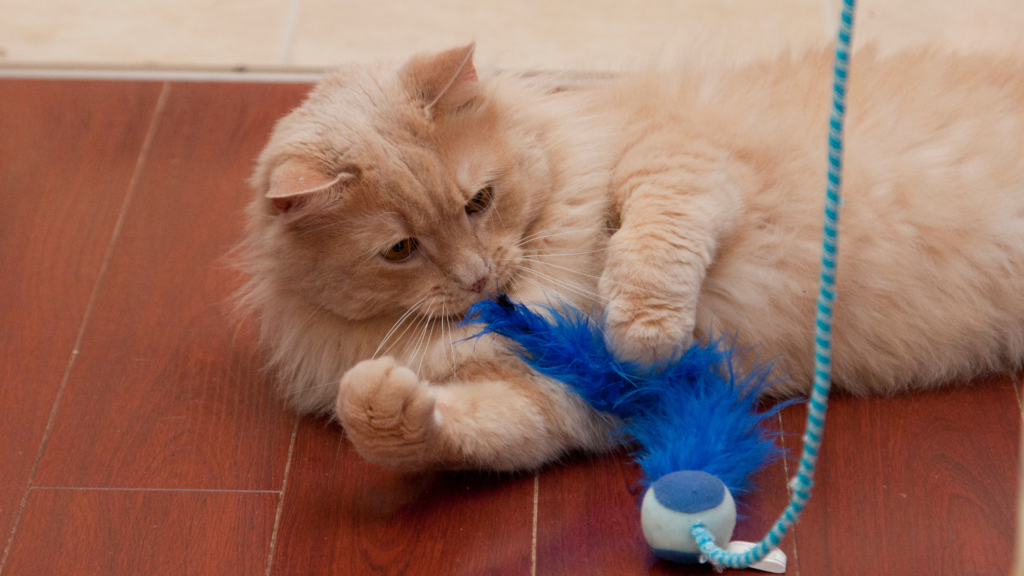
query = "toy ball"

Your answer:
(641, 470), (737, 564)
